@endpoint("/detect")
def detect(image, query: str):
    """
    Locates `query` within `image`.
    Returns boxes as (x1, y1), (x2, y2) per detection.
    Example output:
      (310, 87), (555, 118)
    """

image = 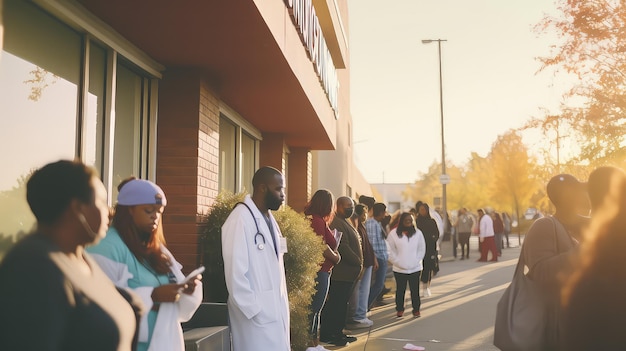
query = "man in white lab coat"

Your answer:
(221, 166), (290, 351)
